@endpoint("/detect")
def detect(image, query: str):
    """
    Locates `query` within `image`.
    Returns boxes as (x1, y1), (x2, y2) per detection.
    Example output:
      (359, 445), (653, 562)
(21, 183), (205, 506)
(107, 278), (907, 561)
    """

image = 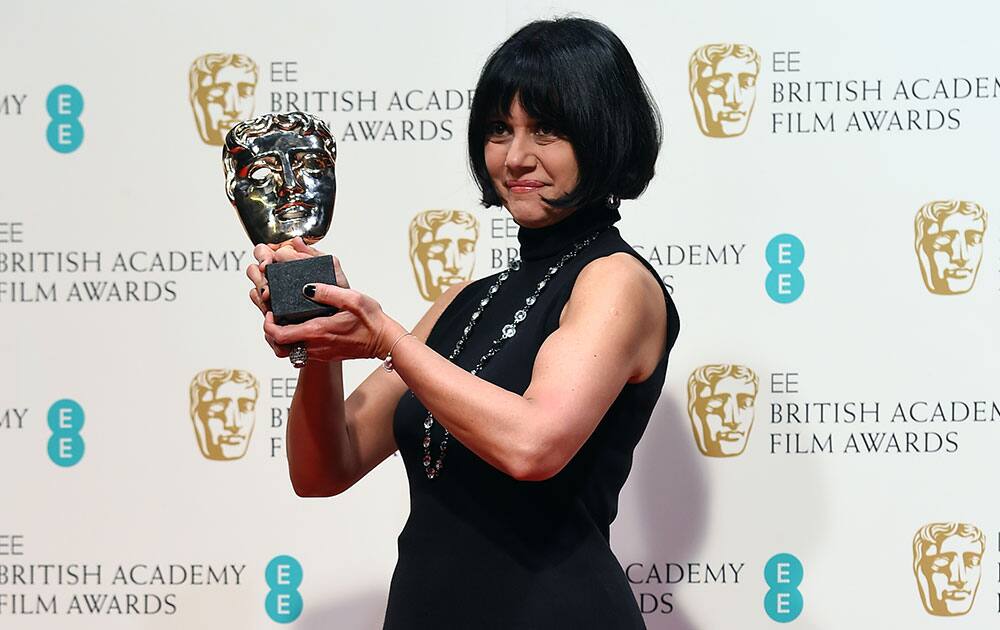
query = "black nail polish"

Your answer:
(303, 284), (316, 298)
